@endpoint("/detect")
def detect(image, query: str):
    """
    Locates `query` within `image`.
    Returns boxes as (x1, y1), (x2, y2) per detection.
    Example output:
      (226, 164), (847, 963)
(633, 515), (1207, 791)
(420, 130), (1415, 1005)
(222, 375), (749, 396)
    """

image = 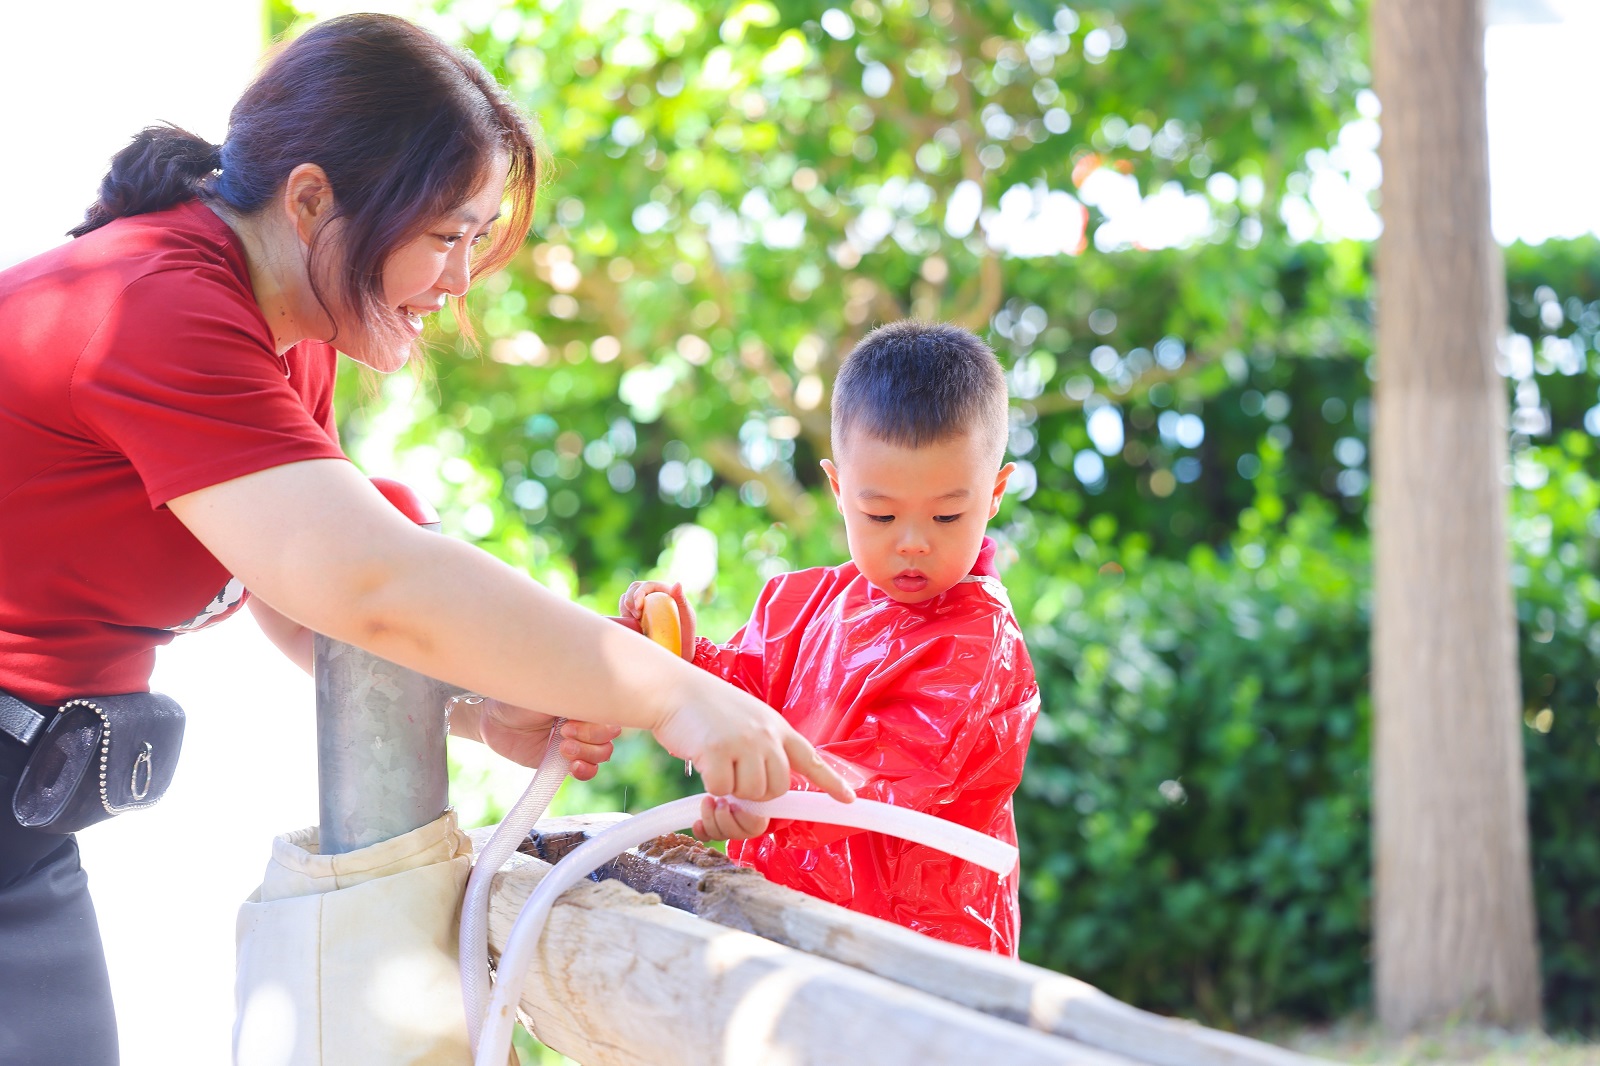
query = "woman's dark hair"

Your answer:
(72, 13), (540, 350)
